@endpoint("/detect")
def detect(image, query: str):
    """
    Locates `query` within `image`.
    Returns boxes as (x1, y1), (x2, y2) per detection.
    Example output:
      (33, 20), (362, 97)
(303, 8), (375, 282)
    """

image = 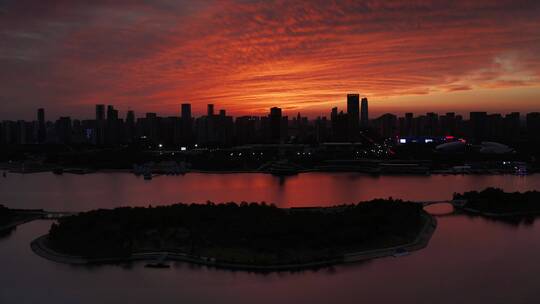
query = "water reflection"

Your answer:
(1, 173), (540, 211)
(424, 203), (454, 216)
